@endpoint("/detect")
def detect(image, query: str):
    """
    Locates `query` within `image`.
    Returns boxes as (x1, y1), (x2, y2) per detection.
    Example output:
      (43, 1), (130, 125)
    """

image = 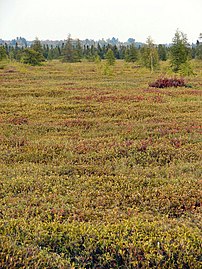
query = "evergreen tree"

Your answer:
(74, 39), (83, 62)
(4, 43), (9, 56)
(57, 46), (61, 57)
(21, 48), (44, 66)
(54, 46), (61, 59)
(31, 38), (43, 54)
(48, 45), (54, 60)
(191, 44), (196, 59)
(14, 42), (19, 59)
(8, 46), (15, 60)
(125, 44), (138, 62)
(170, 30), (190, 72)
(97, 43), (104, 59)
(84, 45), (93, 61)
(157, 44), (167, 61)
(31, 38), (45, 62)
(15, 46), (23, 61)
(62, 35), (75, 62)
(0, 46), (7, 61)
(102, 45), (107, 58)
(195, 38), (202, 60)
(90, 44), (96, 57)
(105, 48), (115, 65)
(43, 44), (49, 59)
(112, 45), (120, 59)
(119, 45), (126, 59)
